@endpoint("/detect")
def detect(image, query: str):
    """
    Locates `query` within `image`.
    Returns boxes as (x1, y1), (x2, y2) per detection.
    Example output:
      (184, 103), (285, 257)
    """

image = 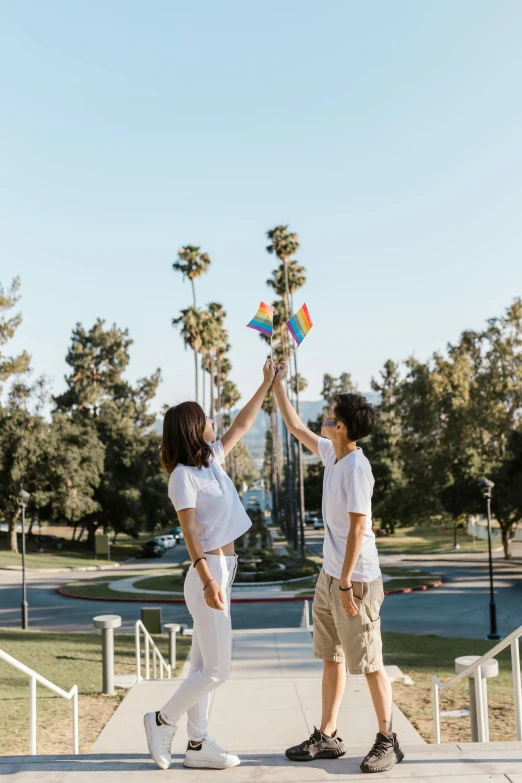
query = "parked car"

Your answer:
(305, 514), (319, 527)
(155, 534), (176, 549)
(313, 518), (324, 530)
(33, 534), (66, 550)
(141, 540), (164, 558)
(170, 526), (184, 541)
